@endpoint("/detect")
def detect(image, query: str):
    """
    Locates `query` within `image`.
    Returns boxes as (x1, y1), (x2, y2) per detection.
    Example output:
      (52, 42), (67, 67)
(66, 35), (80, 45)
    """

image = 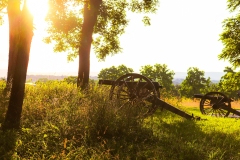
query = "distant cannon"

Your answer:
(194, 92), (240, 118)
